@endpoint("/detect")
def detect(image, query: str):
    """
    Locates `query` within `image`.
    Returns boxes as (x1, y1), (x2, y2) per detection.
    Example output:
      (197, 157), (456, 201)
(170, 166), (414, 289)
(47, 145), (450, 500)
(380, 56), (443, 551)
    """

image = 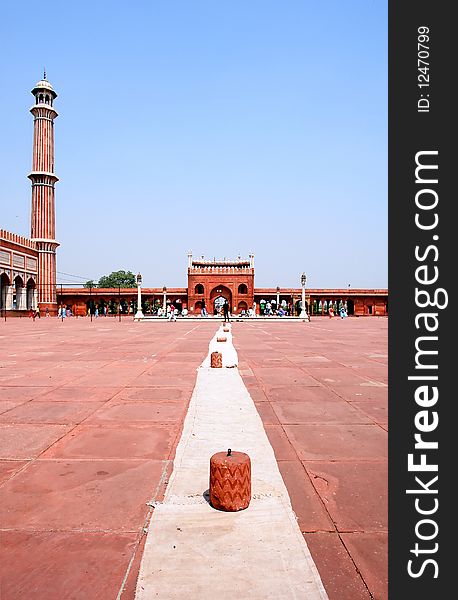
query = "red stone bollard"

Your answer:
(217, 336), (227, 342)
(223, 327), (230, 332)
(209, 449), (251, 511)
(211, 351), (222, 368)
